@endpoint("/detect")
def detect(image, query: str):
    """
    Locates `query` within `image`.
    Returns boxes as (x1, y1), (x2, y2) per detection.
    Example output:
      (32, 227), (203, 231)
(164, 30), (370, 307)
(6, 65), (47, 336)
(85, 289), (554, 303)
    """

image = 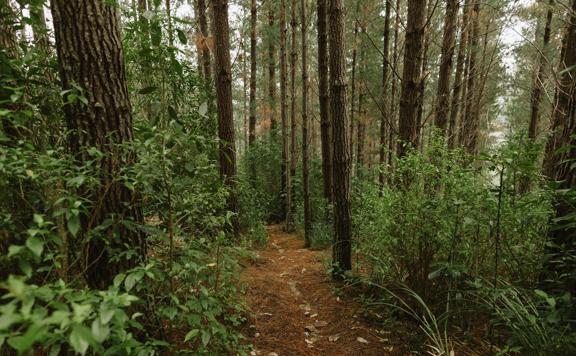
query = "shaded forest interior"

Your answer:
(0, 0), (575, 354)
